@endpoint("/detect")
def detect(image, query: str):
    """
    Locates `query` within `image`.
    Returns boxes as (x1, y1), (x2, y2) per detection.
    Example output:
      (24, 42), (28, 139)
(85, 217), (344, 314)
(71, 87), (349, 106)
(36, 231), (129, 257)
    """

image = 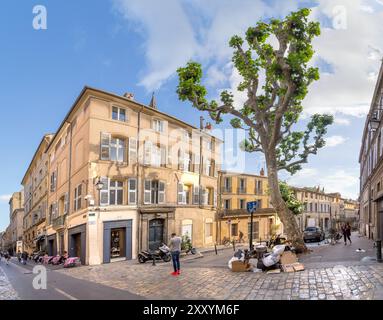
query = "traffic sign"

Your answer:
(247, 201), (259, 213)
